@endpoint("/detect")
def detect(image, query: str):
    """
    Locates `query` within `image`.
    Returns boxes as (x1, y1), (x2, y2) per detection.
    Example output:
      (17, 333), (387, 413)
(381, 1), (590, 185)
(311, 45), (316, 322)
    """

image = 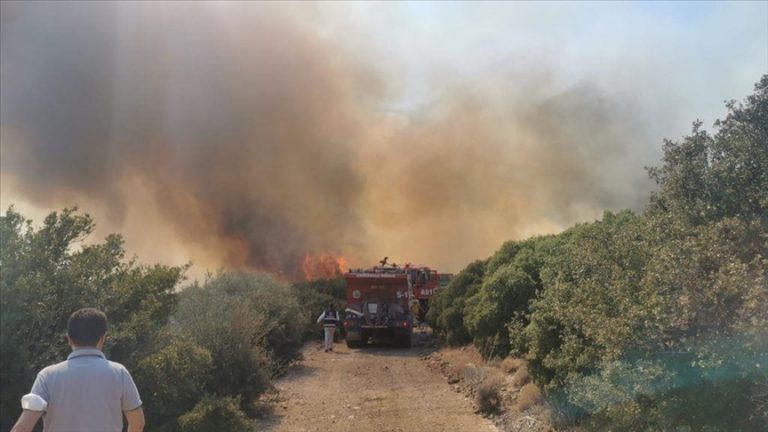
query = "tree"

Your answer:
(426, 260), (486, 345)
(0, 207), (186, 431)
(523, 210), (651, 390)
(464, 236), (556, 358)
(172, 271), (304, 414)
(134, 339), (214, 431)
(648, 75), (768, 226)
(436, 75), (768, 430)
(290, 277), (346, 339)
